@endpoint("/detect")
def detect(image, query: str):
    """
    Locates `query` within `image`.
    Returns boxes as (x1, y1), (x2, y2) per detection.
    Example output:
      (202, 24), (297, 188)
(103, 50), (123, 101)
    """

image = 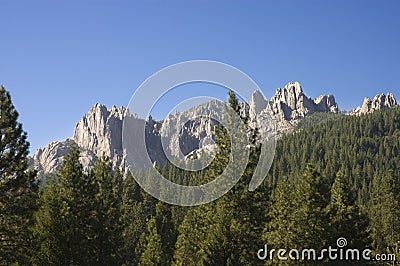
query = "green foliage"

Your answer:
(265, 166), (371, 265)
(290, 165), (330, 252)
(32, 150), (125, 265)
(33, 147), (96, 265)
(31, 178), (63, 265)
(92, 156), (123, 265)
(228, 90), (240, 116)
(269, 107), (400, 200)
(0, 85), (38, 265)
(140, 201), (177, 265)
(140, 218), (163, 266)
(263, 176), (296, 265)
(173, 205), (210, 266)
(120, 172), (148, 265)
(370, 170), (400, 253)
(0, 85), (30, 178)
(173, 91), (269, 266)
(328, 171), (370, 250)
(295, 112), (343, 130)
